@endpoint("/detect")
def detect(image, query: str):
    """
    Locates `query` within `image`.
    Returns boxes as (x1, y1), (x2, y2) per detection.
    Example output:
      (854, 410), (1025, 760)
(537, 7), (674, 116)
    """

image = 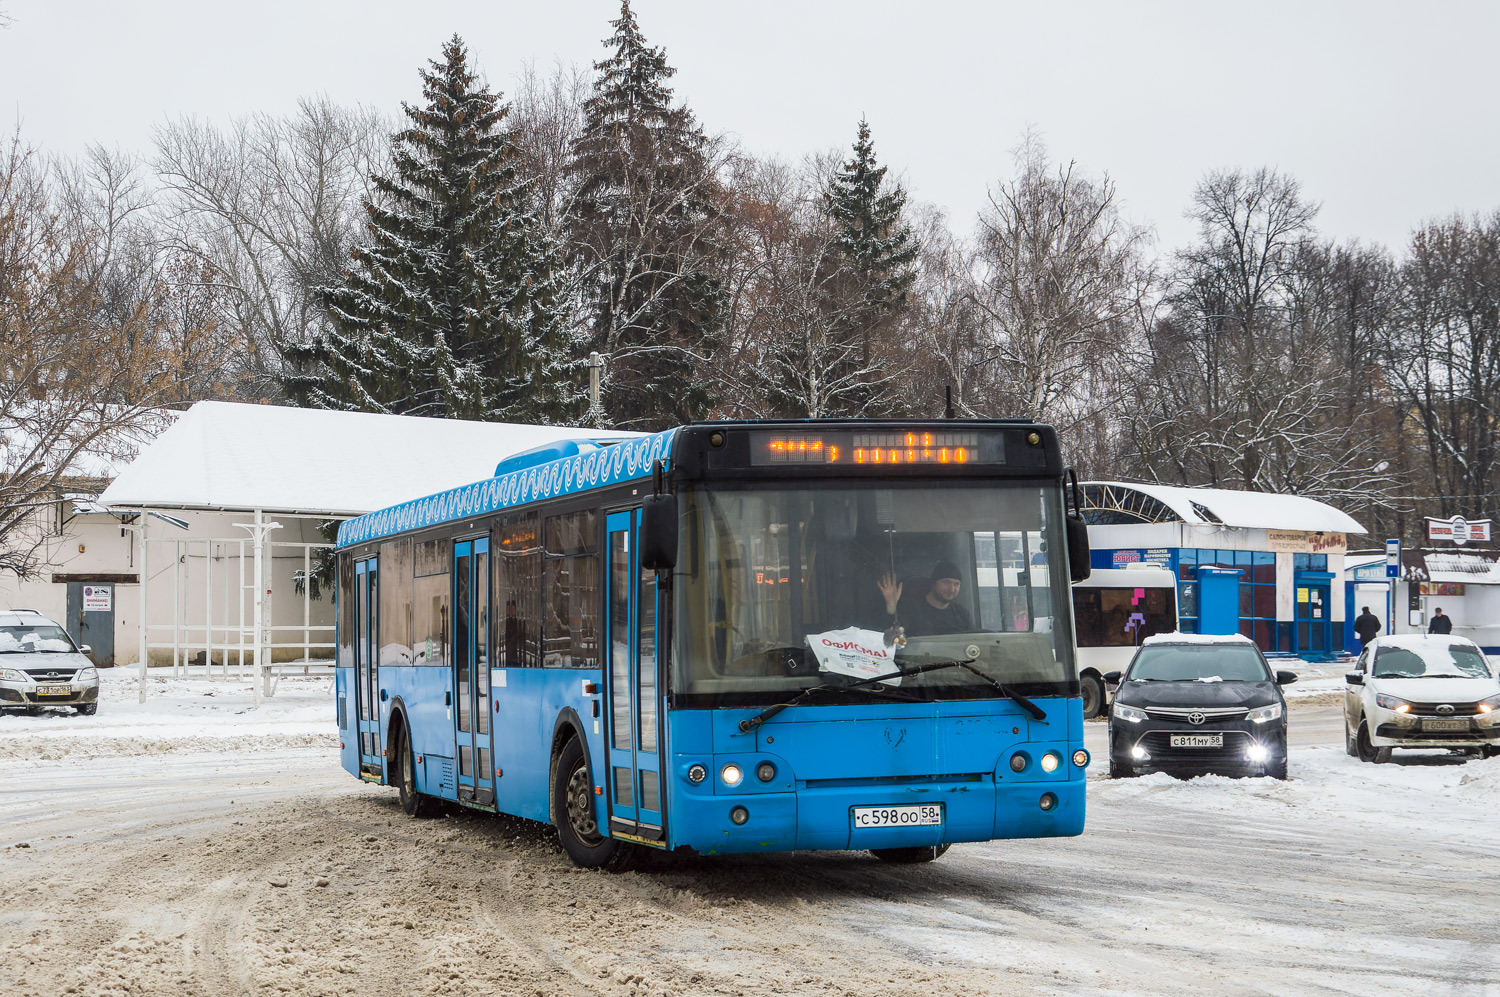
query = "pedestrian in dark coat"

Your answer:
(1354, 607), (1382, 648)
(1428, 607), (1453, 635)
